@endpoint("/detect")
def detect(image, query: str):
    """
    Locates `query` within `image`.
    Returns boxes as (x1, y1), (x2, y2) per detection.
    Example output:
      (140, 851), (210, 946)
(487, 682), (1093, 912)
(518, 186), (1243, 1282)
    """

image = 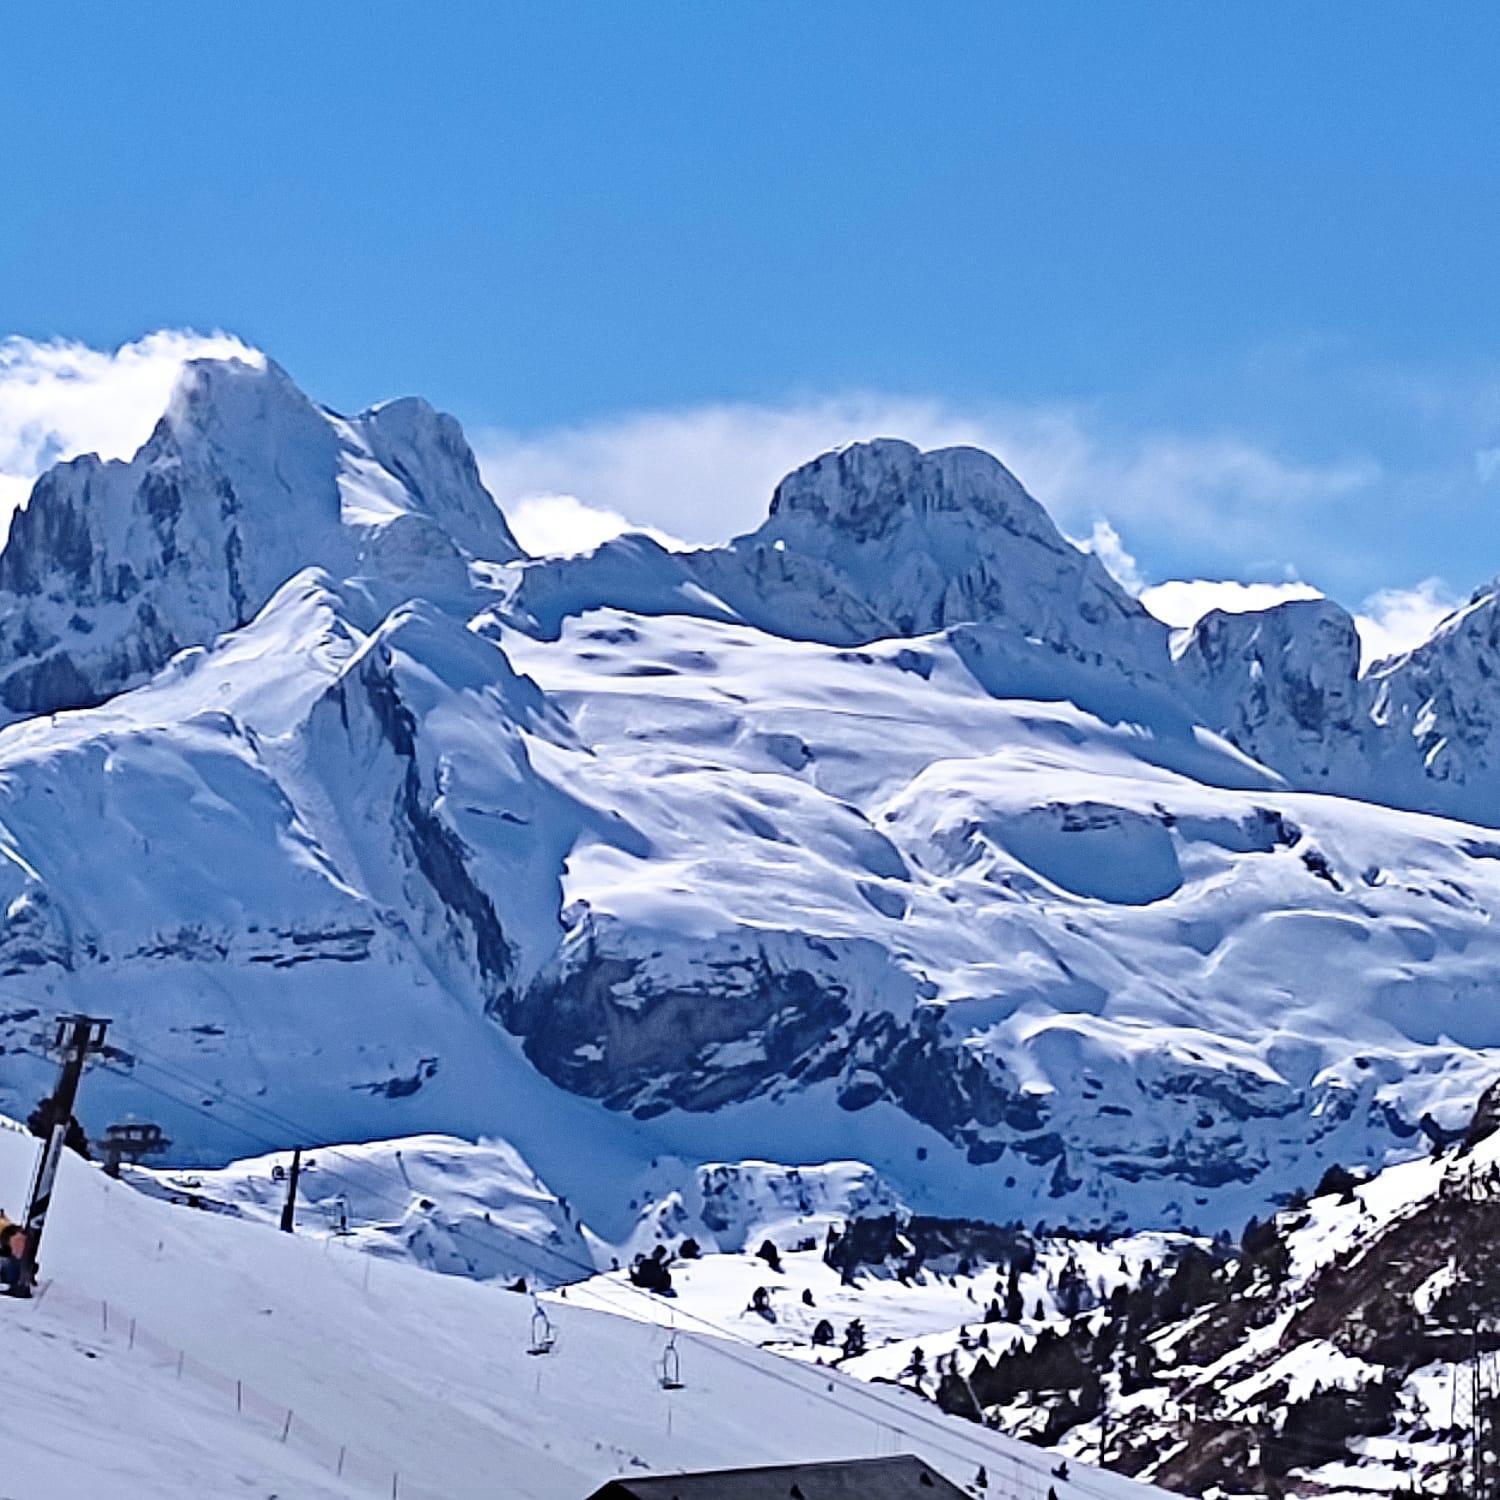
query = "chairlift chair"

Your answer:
(659, 1330), (684, 1390)
(528, 1299), (556, 1356)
